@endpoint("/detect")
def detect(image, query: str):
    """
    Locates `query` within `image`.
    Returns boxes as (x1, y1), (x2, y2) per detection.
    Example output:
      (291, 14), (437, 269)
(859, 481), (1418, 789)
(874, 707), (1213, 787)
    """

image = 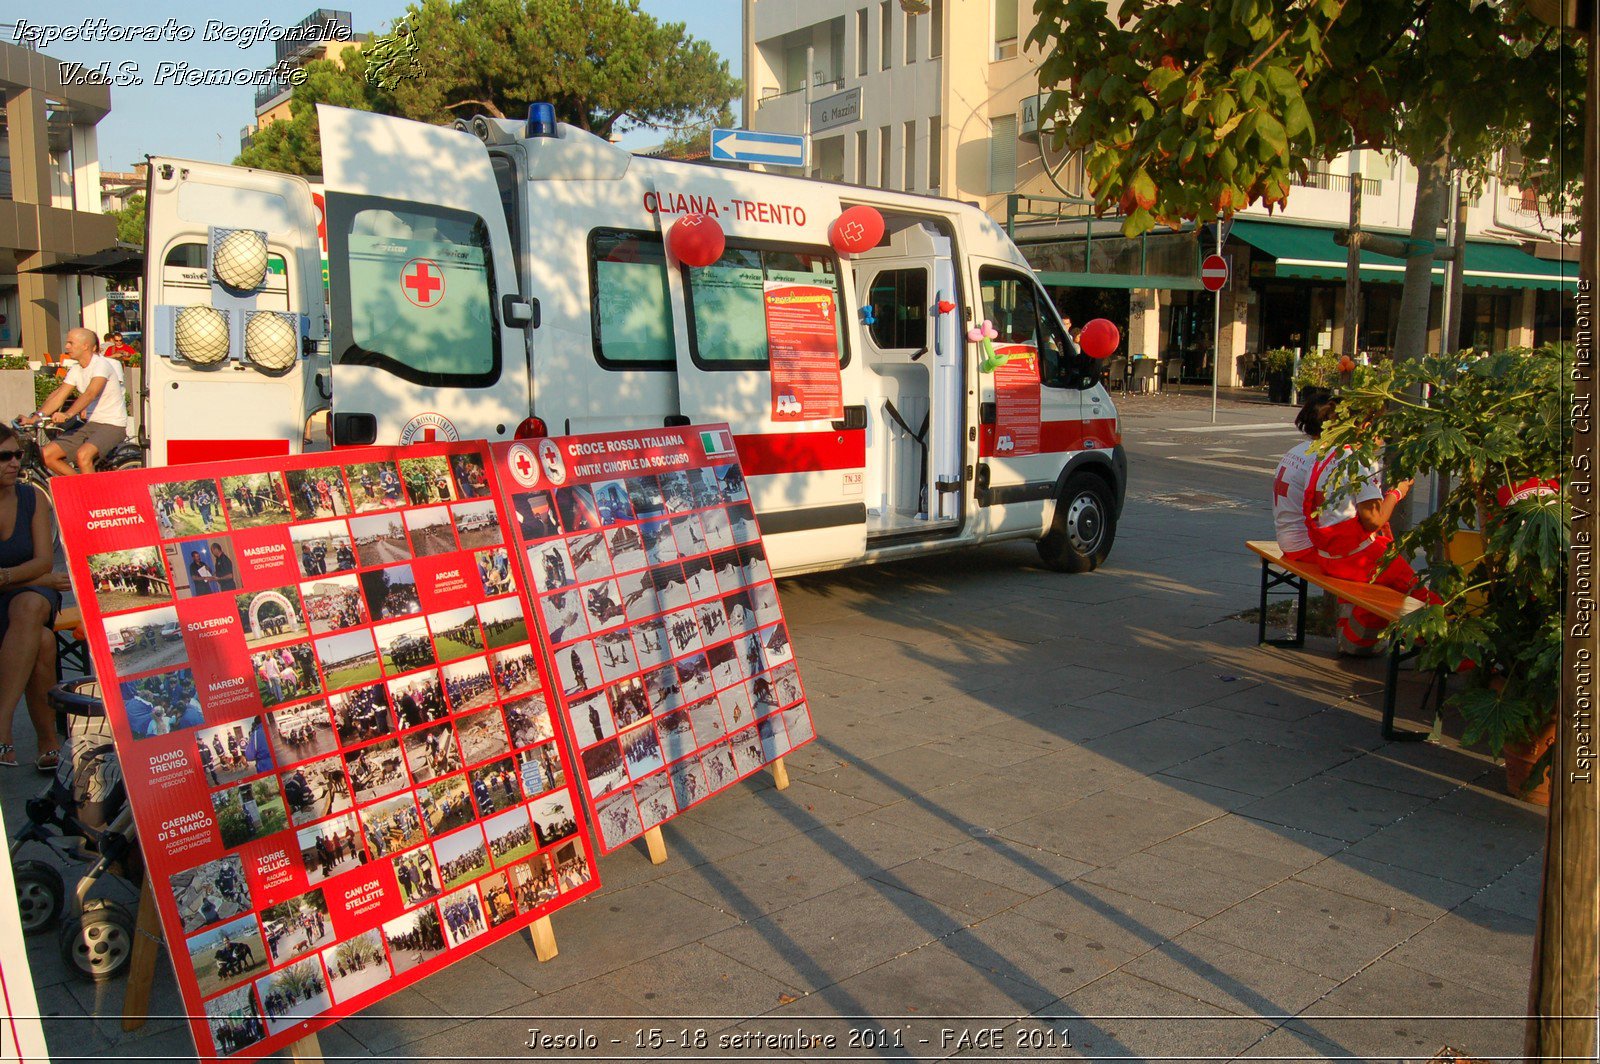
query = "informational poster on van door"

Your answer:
(764, 280), (845, 422)
(990, 345), (1042, 457)
(490, 426), (817, 854)
(52, 443), (599, 1062)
